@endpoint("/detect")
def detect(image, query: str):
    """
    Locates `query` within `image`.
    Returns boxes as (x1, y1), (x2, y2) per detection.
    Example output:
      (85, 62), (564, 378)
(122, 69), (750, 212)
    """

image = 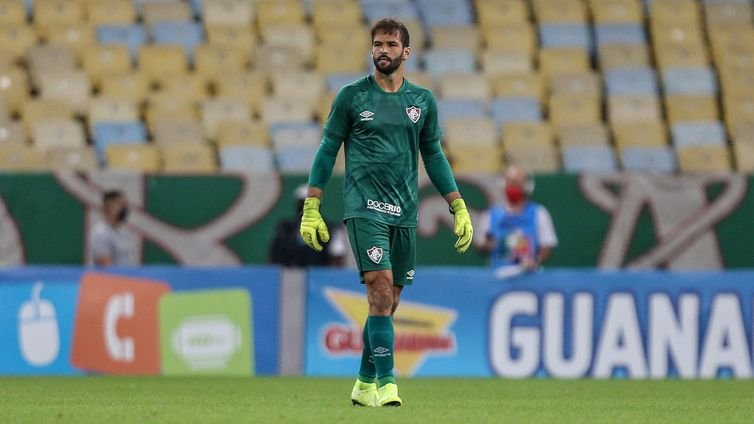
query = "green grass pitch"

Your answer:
(2, 377), (753, 423)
